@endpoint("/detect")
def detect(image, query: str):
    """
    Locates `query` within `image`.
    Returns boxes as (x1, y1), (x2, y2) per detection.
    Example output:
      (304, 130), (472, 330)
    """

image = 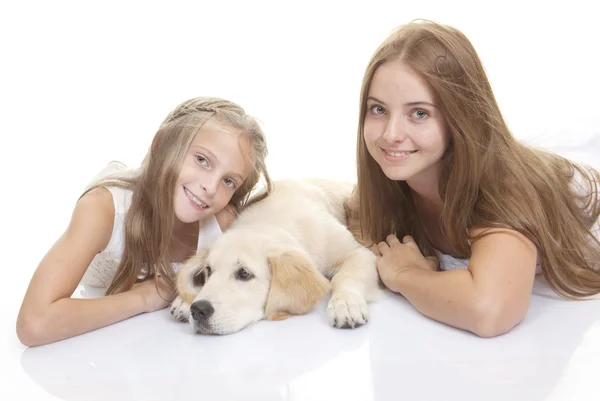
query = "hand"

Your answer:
(373, 235), (439, 292)
(131, 275), (176, 313)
